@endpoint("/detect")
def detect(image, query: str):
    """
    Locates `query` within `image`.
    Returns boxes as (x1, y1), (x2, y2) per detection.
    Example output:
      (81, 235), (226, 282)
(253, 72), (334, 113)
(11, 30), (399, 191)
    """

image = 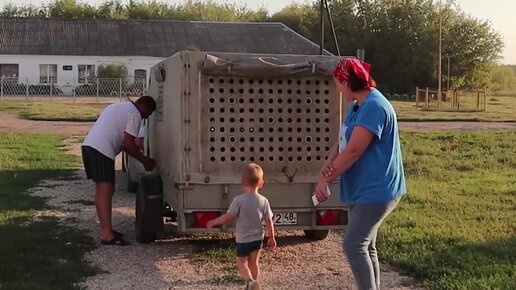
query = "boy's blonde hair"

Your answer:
(242, 163), (264, 187)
